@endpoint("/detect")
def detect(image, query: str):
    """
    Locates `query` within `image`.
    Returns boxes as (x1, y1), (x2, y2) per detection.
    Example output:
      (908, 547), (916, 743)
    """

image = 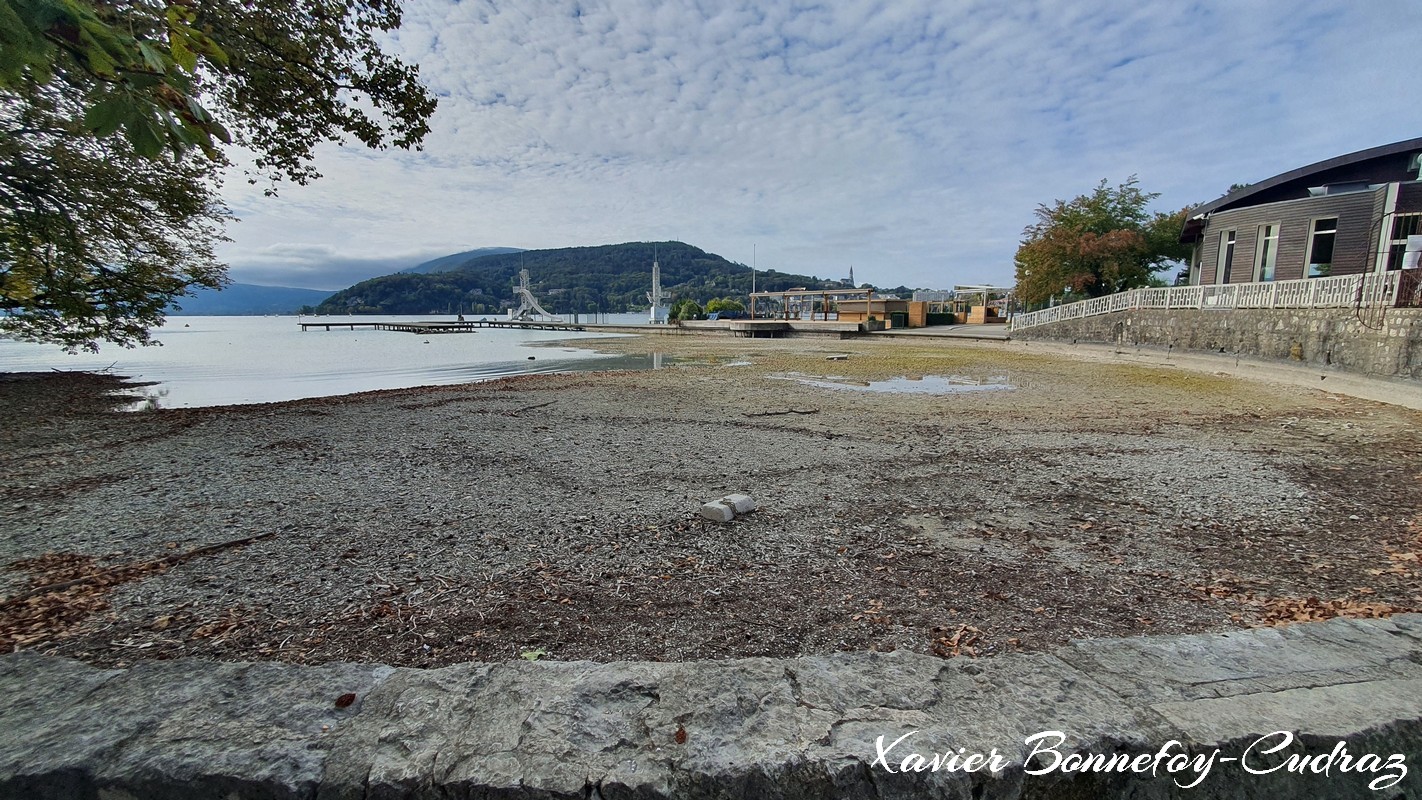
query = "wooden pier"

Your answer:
(299, 319), (587, 334)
